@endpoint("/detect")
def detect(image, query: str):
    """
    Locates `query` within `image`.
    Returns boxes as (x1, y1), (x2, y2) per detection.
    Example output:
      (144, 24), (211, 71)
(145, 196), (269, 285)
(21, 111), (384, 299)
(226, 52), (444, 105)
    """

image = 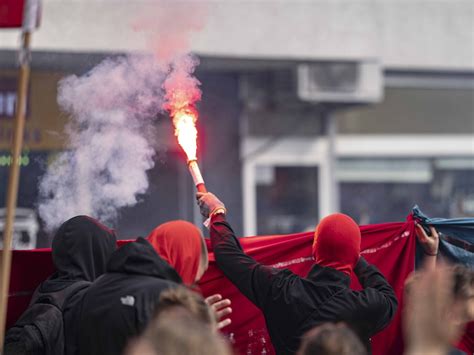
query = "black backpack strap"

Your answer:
(51, 281), (91, 310)
(31, 280), (91, 310)
(28, 285), (44, 306)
